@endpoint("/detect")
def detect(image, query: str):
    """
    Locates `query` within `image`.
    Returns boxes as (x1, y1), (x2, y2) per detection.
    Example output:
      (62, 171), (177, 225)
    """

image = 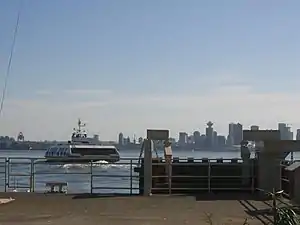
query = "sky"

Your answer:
(0, 0), (300, 141)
